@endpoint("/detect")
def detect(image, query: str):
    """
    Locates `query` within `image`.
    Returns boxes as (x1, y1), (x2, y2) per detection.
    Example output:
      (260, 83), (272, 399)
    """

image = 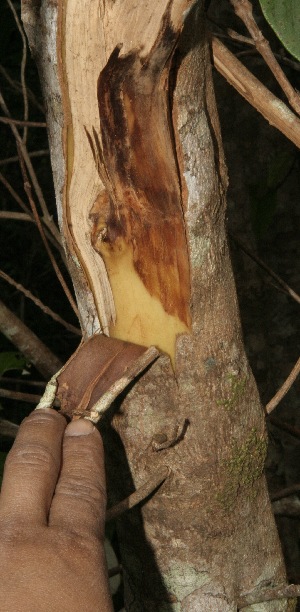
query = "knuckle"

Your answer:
(56, 475), (106, 507)
(23, 408), (63, 428)
(6, 441), (58, 474)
